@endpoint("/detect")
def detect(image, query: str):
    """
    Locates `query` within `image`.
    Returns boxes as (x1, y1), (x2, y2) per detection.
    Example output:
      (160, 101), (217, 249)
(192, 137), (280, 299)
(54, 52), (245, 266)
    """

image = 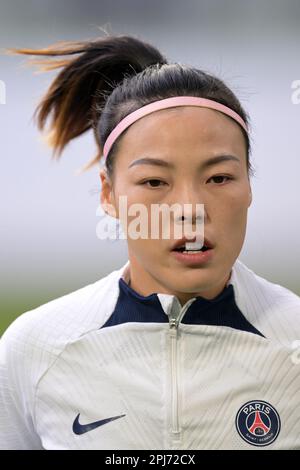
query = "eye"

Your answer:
(140, 179), (167, 188)
(207, 175), (233, 185)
